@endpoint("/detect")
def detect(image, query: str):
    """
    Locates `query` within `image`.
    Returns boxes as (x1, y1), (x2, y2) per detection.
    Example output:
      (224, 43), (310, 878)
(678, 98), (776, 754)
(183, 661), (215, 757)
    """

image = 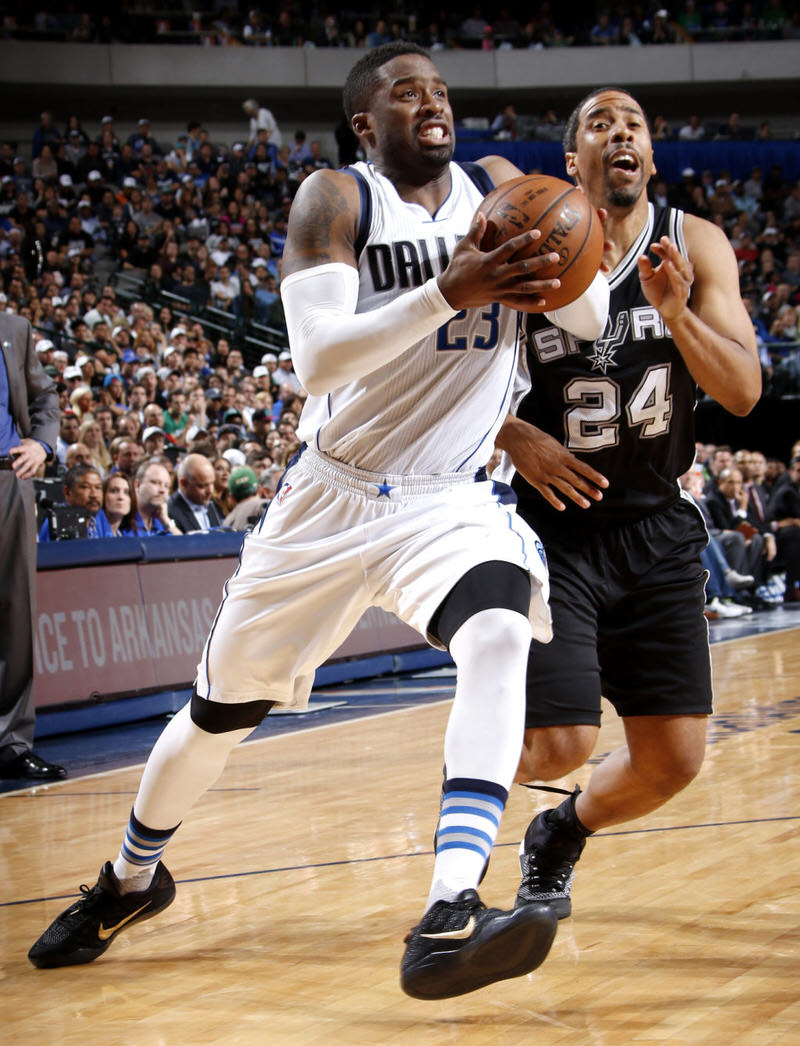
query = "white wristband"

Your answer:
(544, 269), (610, 342)
(281, 263), (457, 395)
